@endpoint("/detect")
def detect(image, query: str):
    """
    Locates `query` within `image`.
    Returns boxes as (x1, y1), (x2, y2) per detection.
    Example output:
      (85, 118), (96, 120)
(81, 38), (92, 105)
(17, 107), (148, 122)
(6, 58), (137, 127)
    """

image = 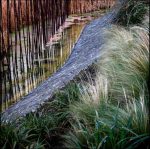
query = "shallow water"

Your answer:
(1, 16), (89, 111)
(1, 9), (106, 112)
